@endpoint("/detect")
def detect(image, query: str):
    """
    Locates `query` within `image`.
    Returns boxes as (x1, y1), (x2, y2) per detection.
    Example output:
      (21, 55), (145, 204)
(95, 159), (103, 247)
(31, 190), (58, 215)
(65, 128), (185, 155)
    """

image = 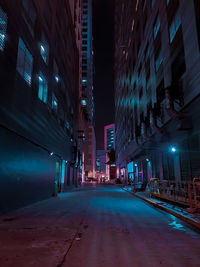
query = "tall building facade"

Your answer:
(96, 150), (106, 177)
(104, 124), (115, 151)
(0, 0), (80, 213)
(115, 0), (200, 184)
(104, 124), (116, 180)
(79, 0), (96, 180)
